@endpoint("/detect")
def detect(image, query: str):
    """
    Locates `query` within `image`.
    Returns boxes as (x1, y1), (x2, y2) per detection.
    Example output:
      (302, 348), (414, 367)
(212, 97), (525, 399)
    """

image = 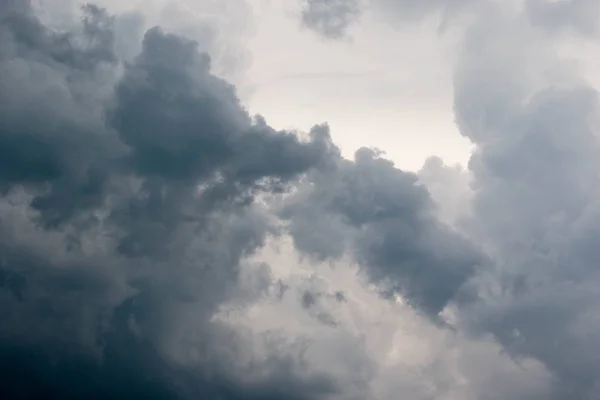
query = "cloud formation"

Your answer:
(452, 3), (600, 398)
(302, 0), (600, 398)
(280, 144), (484, 316)
(0, 2), (336, 399)
(3, 0), (600, 399)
